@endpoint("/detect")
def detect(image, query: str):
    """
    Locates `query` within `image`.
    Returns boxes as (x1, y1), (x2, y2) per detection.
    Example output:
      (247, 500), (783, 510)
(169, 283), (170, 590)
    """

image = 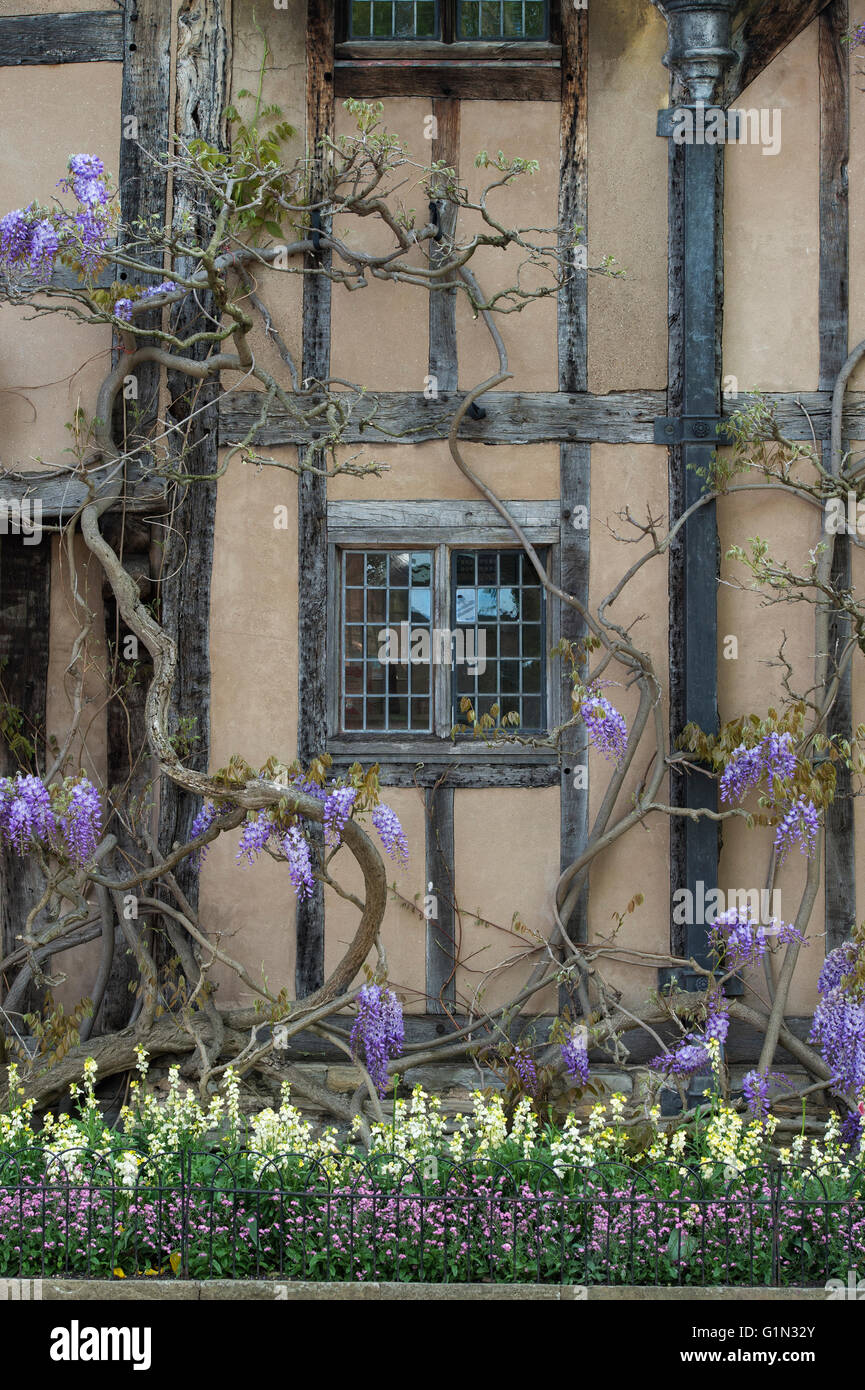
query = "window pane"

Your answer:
(451, 548), (546, 731)
(351, 2), (373, 38)
(350, 0), (441, 38)
(455, 552), (475, 584)
(389, 552), (410, 586)
(367, 588), (386, 623)
(366, 553), (387, 586)
(341, 548), (433, 733)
